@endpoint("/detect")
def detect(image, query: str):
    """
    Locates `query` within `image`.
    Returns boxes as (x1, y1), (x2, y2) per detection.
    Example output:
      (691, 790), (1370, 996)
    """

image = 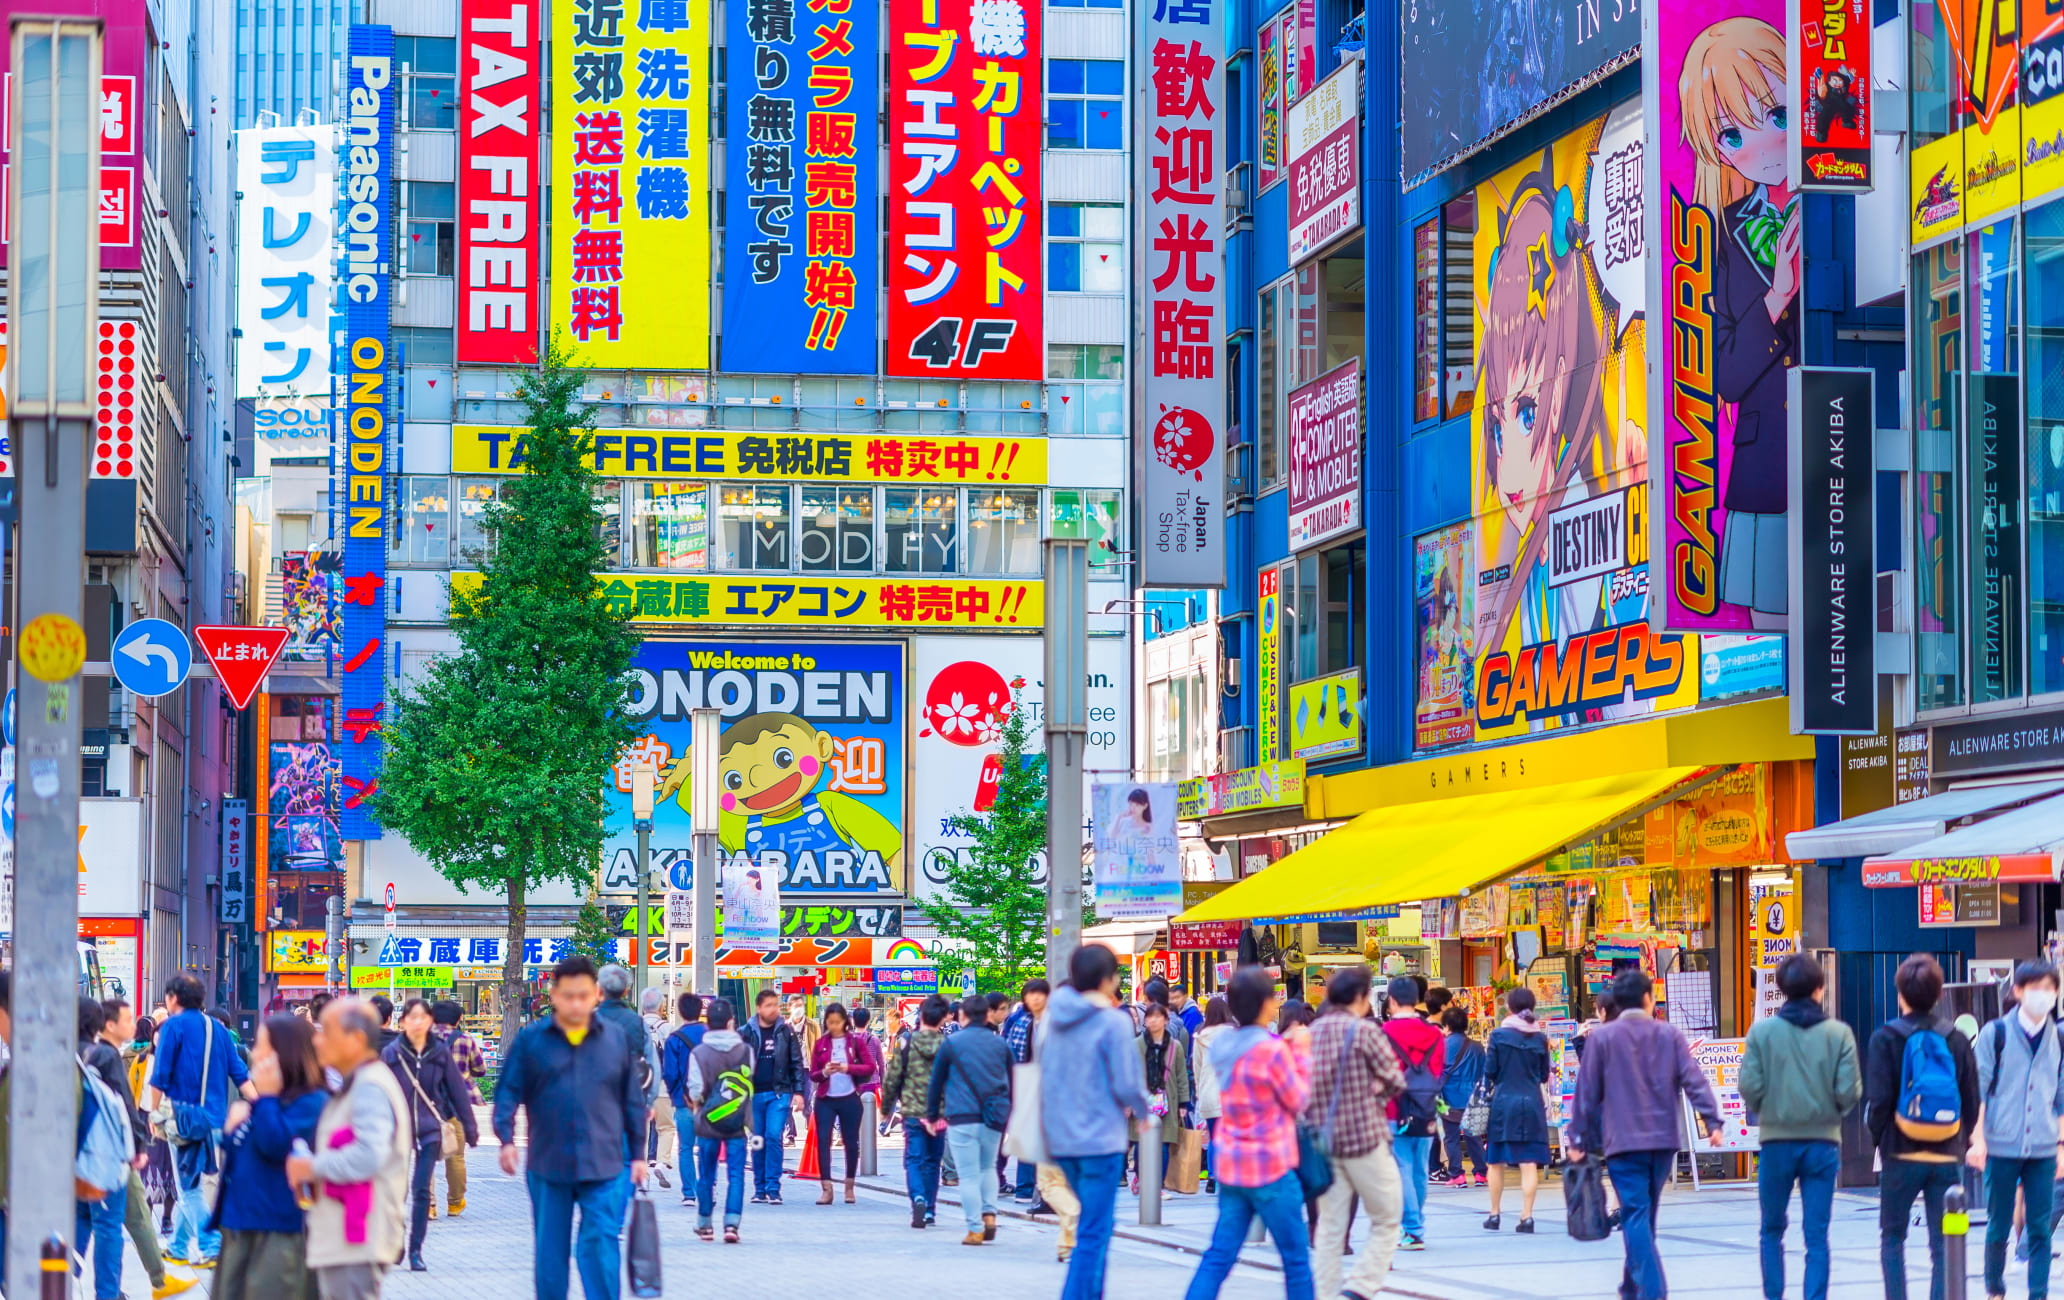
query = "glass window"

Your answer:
(1048, 60), (1124, 150)
(592, 481), (624, 568)
(1443, 197), (1478, 418)
(456, 477), (507, 558)
(2028, 202), (2064, 694)
(1293, 541), (1365, 680)
(397, 36), (458, 129)
(390, 326), (454, 366)
(1914, 239), (1963, 709)
(1293, 261), (1323, 386)
(715, 485), (791, 570)
(1412, 217), (1440, 423)
(1324, 255), (1364, 371)
(1258, 280), (1280, 486)
(798, 485), (877, 572)
(627, 482), (708, 570)
(1083, 488), (1123, 571)
(884, 486), (959, 573)
(1047, 344), (1123, 380)
(1049, 203), (1124, 293)
(1965, 222), (2022, 701)
(393, 476), (450, 564)
(967, 487), (1042, 574)
(405, 182), (455, 276)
